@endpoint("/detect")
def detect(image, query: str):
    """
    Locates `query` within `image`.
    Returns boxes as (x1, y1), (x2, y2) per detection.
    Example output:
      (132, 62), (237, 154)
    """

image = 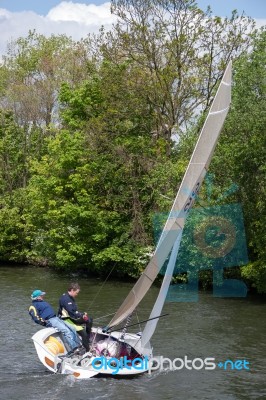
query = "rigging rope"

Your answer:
(88, 263), (116, 309)
(93, 312), (115, 321)
(120, 314), (132, 342)
(135, 311), (142, 334)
